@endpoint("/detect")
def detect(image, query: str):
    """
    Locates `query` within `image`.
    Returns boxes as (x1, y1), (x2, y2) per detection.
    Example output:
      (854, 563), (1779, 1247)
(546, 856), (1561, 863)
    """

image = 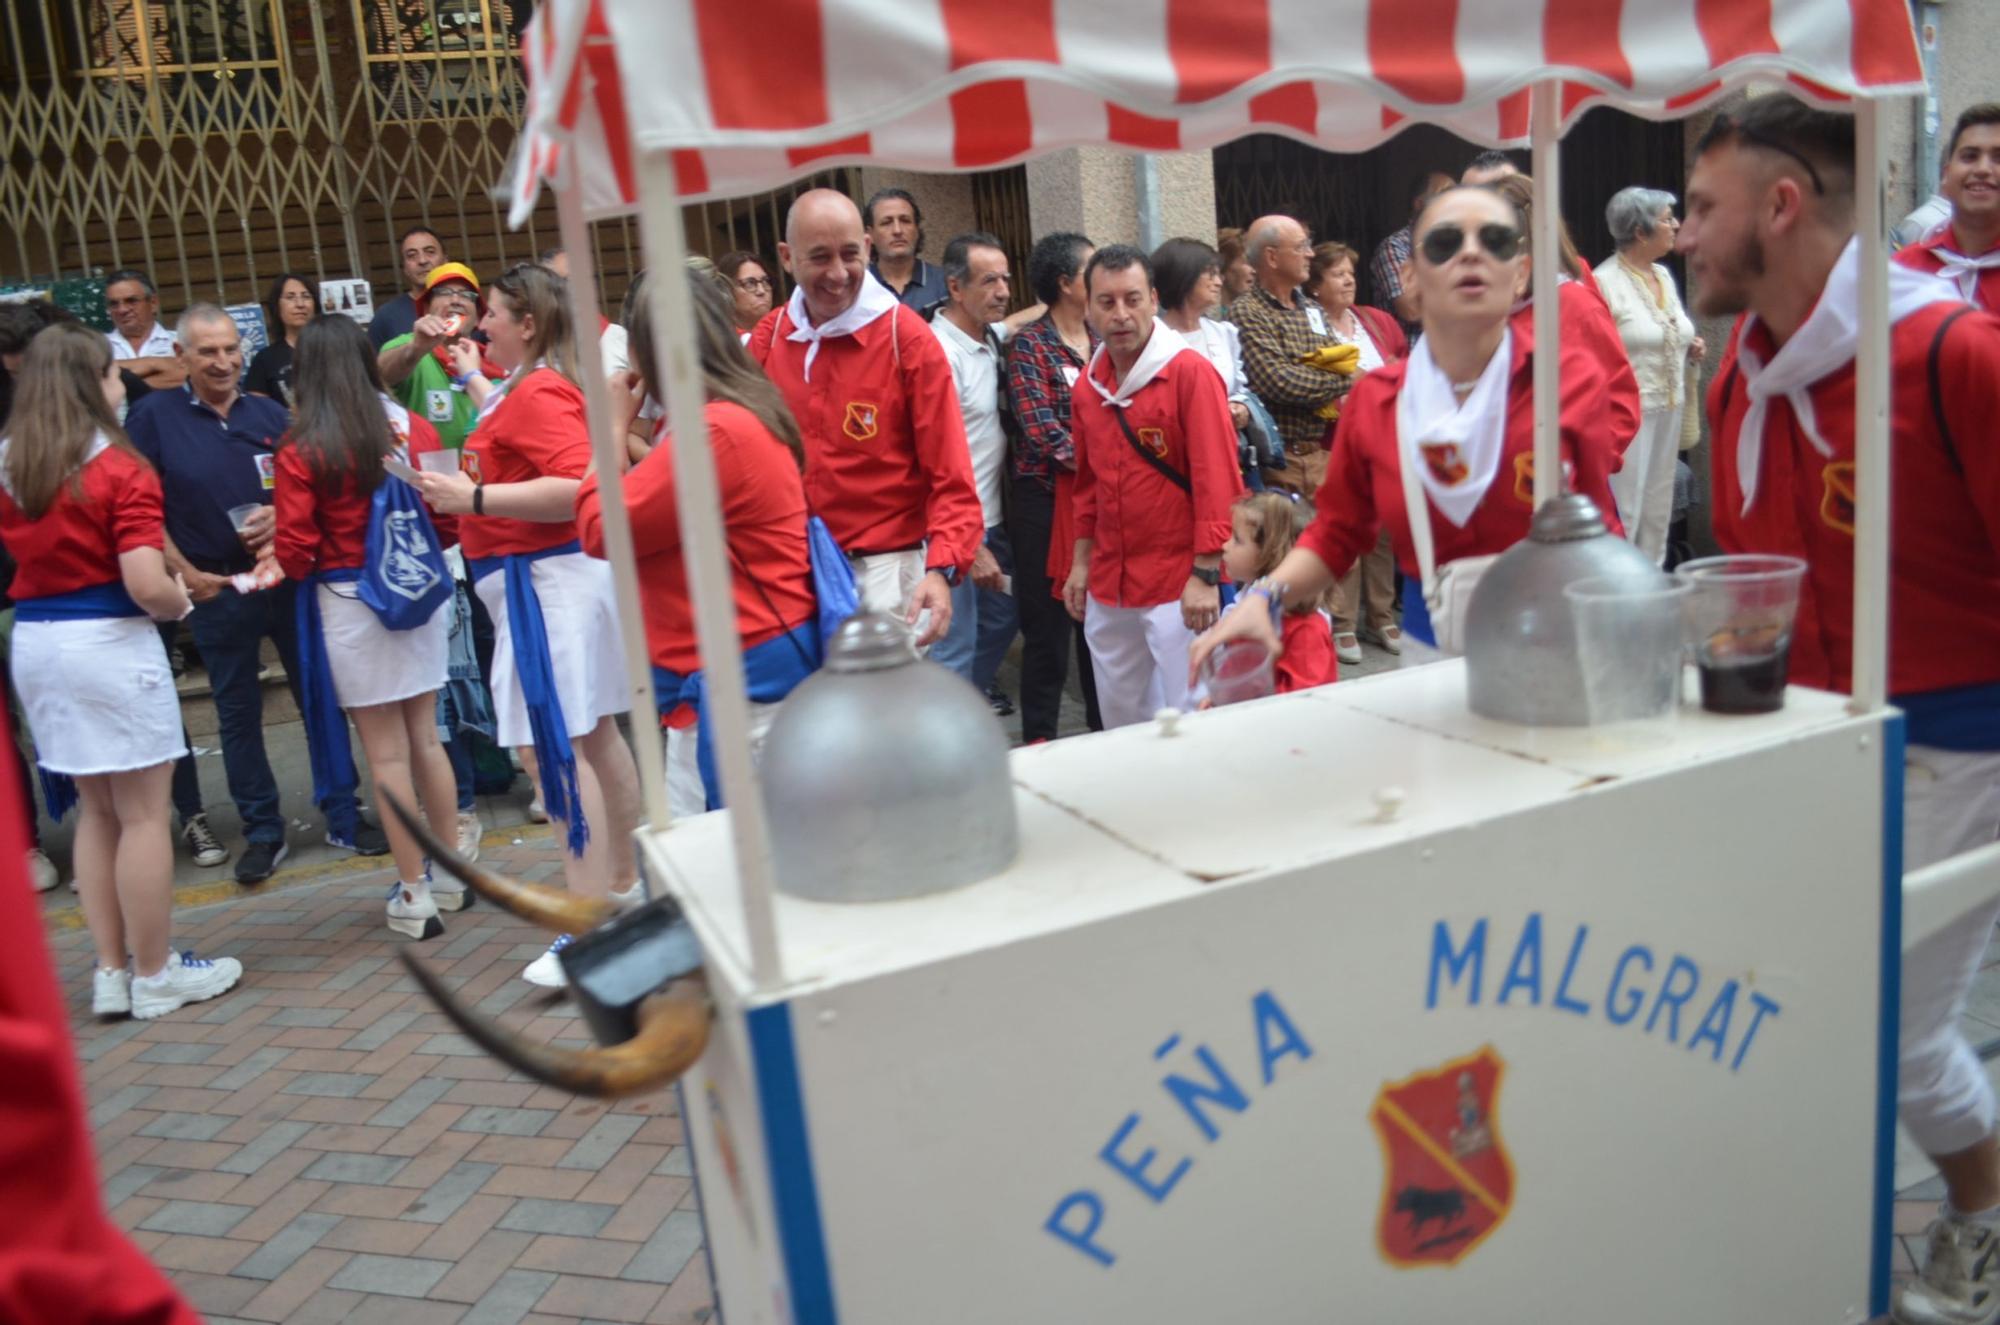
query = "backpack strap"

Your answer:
(1927, 306), (1974, 475)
